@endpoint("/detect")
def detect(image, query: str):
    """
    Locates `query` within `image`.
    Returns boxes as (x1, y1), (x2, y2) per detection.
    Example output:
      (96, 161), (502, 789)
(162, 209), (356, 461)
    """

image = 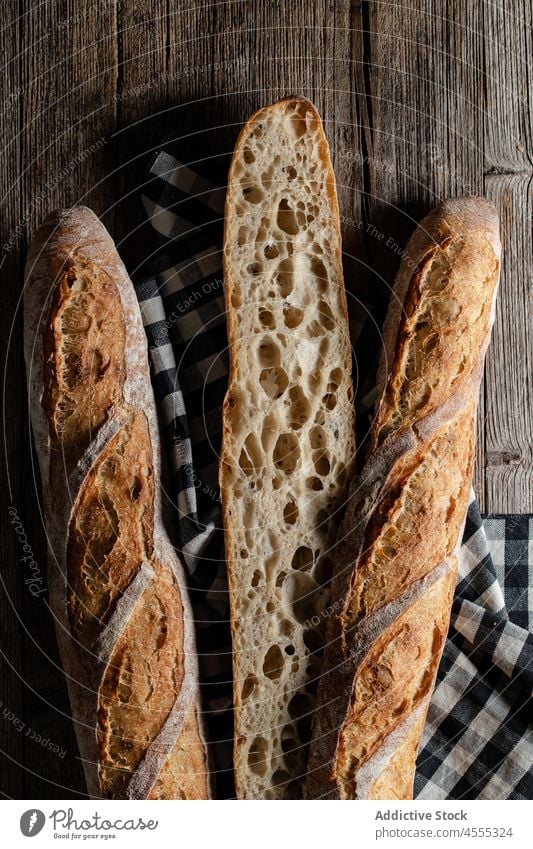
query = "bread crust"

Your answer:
(220, 98), (355, 798)
(305, 197), (501, 799)
(24, 207), (209, 799)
